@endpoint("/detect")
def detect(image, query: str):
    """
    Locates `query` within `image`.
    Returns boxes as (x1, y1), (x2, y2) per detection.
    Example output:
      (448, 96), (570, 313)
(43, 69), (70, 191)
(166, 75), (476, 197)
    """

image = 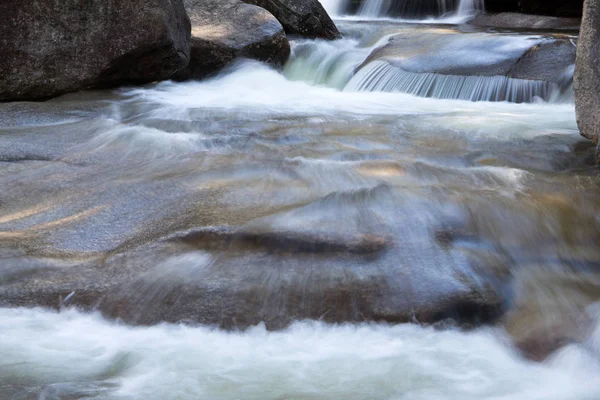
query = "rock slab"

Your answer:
(0, 0), (191, 102)
(575, 0), (600, 160)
